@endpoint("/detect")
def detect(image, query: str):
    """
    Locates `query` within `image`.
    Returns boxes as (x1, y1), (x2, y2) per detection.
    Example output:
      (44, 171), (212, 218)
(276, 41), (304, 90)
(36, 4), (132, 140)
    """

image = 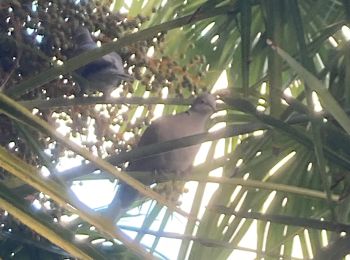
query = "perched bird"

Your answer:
(106, 93), (216, 223)
(72, 27), (131, 94)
